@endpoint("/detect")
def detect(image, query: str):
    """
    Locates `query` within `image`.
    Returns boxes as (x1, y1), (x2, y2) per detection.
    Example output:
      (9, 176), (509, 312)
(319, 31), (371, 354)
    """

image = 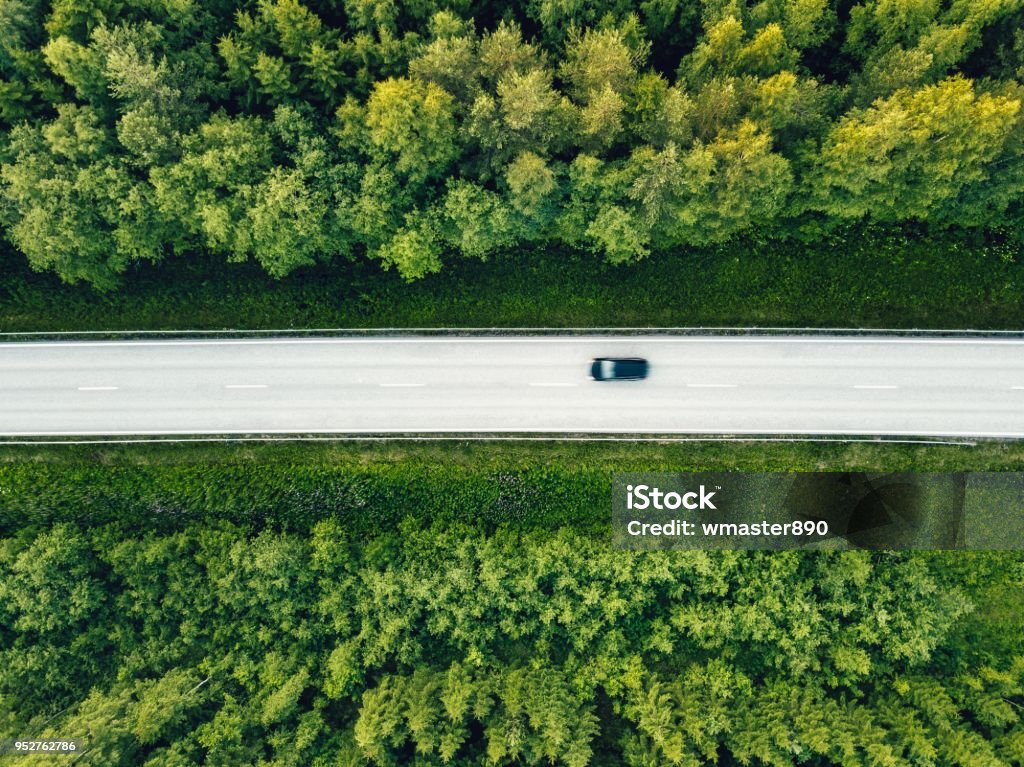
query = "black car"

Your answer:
(590, 357), (649, 381)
